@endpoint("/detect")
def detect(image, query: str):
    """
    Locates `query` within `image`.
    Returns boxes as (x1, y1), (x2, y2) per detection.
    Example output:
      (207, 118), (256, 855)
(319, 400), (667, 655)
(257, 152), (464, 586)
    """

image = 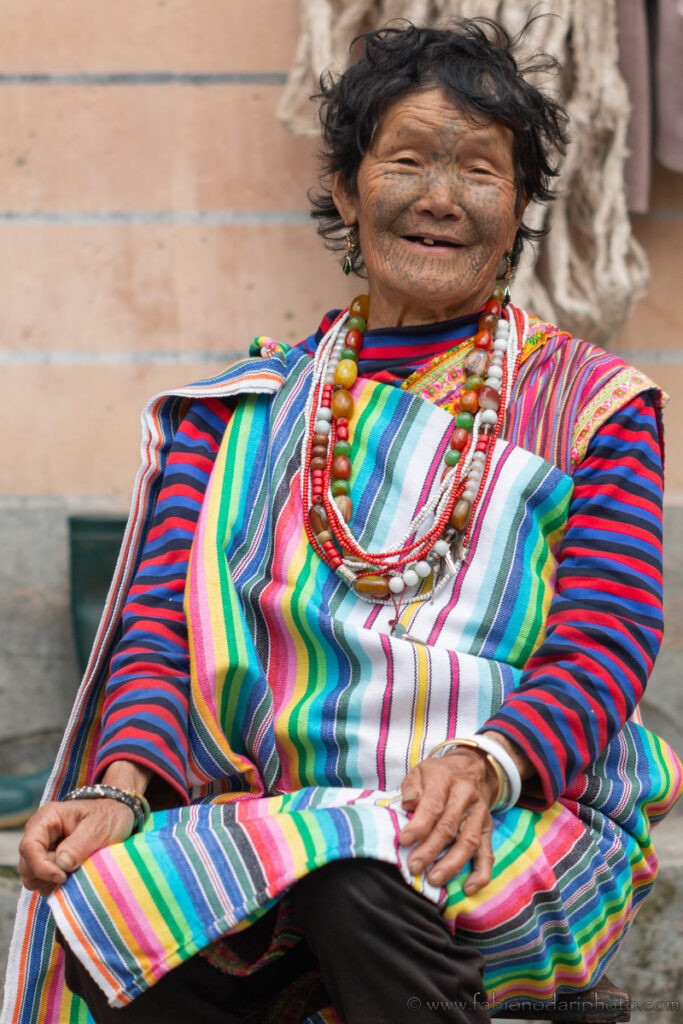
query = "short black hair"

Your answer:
(310, 18), (570, 274)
